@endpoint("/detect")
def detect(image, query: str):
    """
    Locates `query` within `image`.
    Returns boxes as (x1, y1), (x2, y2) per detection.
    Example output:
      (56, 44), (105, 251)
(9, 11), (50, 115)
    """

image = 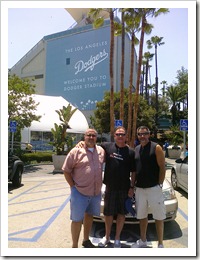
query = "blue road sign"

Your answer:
(115, 120), (123, 127)
(10, 121), (17, 132)
(180, 119), (188, 131)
